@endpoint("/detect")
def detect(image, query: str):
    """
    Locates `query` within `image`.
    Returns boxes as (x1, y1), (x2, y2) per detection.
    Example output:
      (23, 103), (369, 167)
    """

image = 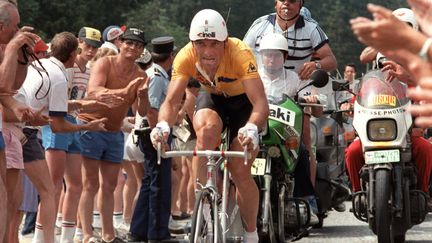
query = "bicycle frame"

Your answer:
(160, 149), (249, 243)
